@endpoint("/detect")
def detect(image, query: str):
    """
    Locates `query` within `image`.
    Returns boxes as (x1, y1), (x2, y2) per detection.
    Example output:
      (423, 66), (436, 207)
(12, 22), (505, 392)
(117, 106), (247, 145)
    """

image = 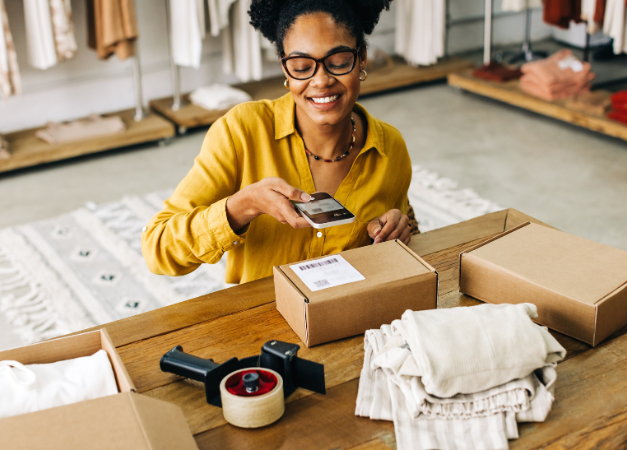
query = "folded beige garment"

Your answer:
(565, 91), (612, 117)
(0, 134), (9, 160)
(35, 114), (126, 144)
